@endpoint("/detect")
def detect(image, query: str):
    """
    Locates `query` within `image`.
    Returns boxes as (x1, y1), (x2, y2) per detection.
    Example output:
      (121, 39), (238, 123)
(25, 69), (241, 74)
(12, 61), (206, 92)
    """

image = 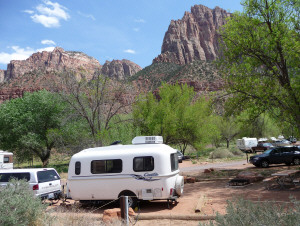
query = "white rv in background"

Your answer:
(0, 150), (13, 169)
(237, 138), (258, 153)
(67, 136), (184, 208)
